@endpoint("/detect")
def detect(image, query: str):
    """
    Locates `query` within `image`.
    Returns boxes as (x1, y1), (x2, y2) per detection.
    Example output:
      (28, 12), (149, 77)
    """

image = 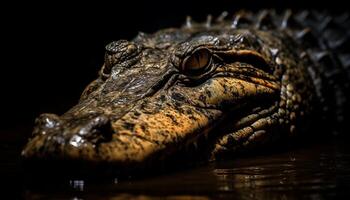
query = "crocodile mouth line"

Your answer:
(209, 99), (280, 158)
(175, 93), (279, 155)
(213, 71), (279, 91)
